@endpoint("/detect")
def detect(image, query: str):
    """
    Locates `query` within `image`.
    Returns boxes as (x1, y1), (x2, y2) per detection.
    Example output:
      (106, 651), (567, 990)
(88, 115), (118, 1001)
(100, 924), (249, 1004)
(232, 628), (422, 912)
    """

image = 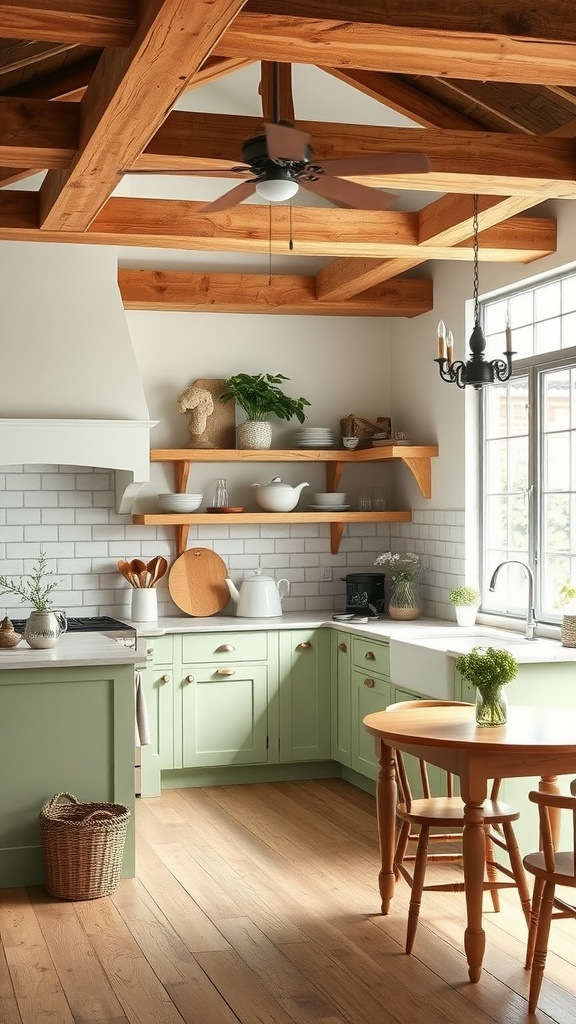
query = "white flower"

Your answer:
(373, 551), (424, 583)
